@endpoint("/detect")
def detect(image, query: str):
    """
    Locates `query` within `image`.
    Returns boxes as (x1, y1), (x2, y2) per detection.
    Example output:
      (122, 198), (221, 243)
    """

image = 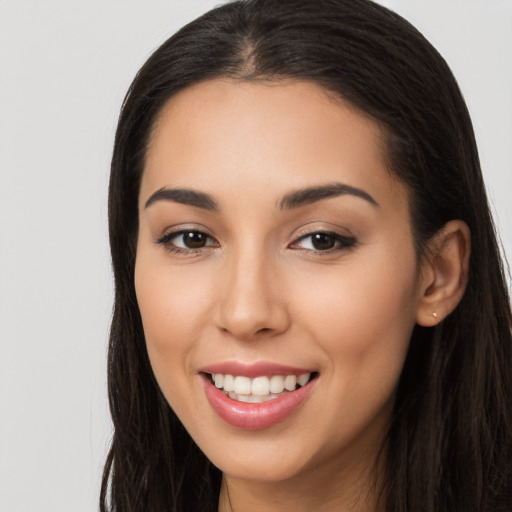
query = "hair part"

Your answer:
(101, 1), (512, 510)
